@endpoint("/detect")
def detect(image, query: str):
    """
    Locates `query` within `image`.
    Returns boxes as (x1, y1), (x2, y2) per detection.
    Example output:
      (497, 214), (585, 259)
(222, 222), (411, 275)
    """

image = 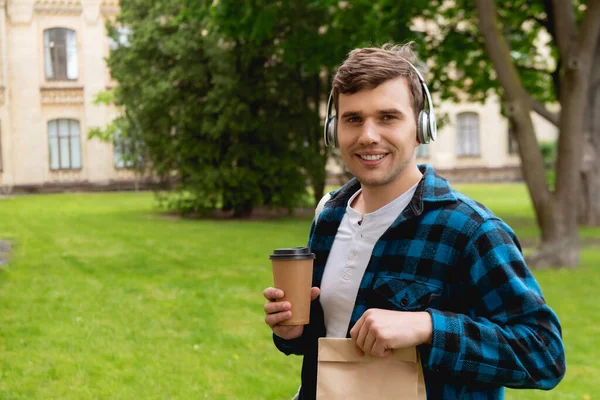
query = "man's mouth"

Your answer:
(358, 153), (387, 161)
